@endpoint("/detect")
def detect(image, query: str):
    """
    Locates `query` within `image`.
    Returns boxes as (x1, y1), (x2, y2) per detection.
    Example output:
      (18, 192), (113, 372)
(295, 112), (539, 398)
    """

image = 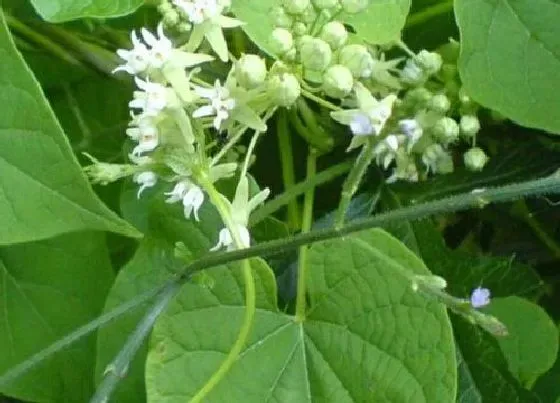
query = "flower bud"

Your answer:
(340, 0), (369, 13)
(292, 22), (308, 36)
(460, 115), (481, 137)
(338, 44), (374, 78)
(416, 50), (443, 75)
(428, 94), (451, 114)
(323, 64), (354, 98)
(422, 144), (454, 174)
(320, 21), (348, 49)
(235, 54), (267, 89)
(464, 147), (489, 171)
(270, 28), (294, 55)
(283, 0), (310, 14)
(300, 38), (332, 71)
(312, 0), (339, 9)
(400, 59), (425, 85)
(271, 6), (293, 28)
(301, 5), (317, 23)
(405, 87), (432, 106)
(433, 117), (459, 144)
(268, 73), (301, 107)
